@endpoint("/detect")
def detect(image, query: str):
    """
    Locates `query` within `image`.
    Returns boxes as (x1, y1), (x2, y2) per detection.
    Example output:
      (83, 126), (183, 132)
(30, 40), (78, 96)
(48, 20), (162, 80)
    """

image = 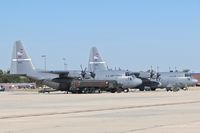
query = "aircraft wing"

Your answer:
(41, 70), (83, 79)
